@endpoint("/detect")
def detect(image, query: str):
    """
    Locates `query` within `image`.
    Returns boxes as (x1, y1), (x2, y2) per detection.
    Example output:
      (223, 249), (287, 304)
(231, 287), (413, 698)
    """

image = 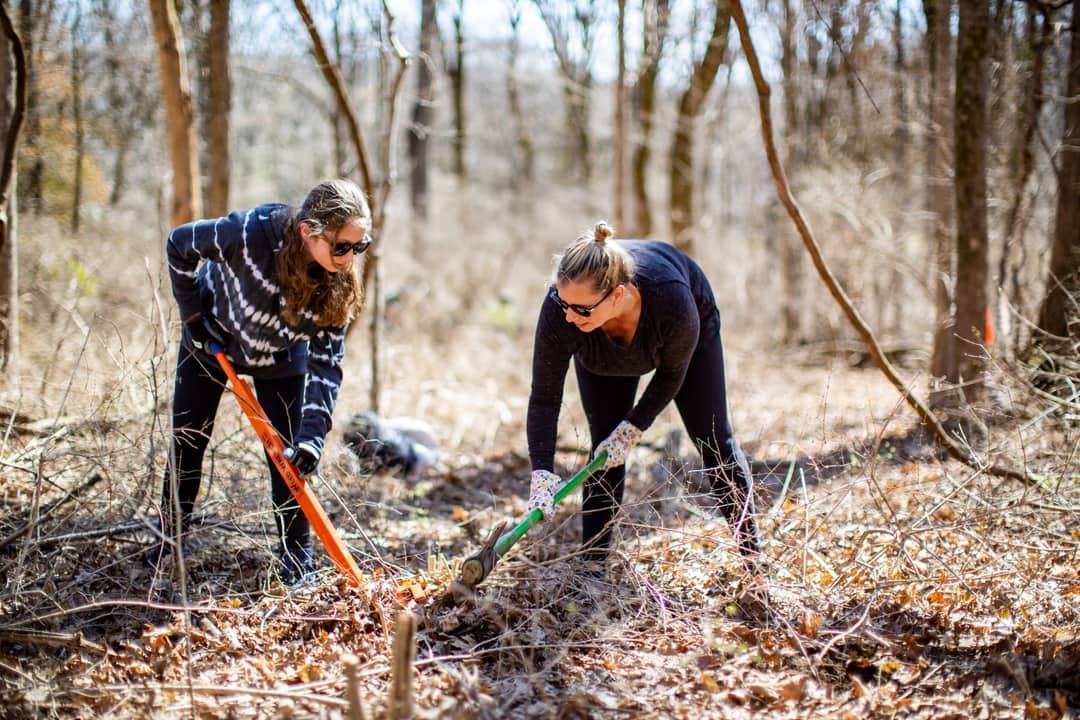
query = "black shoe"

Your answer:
(145, 536), (195, 570)
(277, 545), (317, 586)
(573, 557), (608, 582)
(145, 512), (192, 570)
(145, 541), (170, 570)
